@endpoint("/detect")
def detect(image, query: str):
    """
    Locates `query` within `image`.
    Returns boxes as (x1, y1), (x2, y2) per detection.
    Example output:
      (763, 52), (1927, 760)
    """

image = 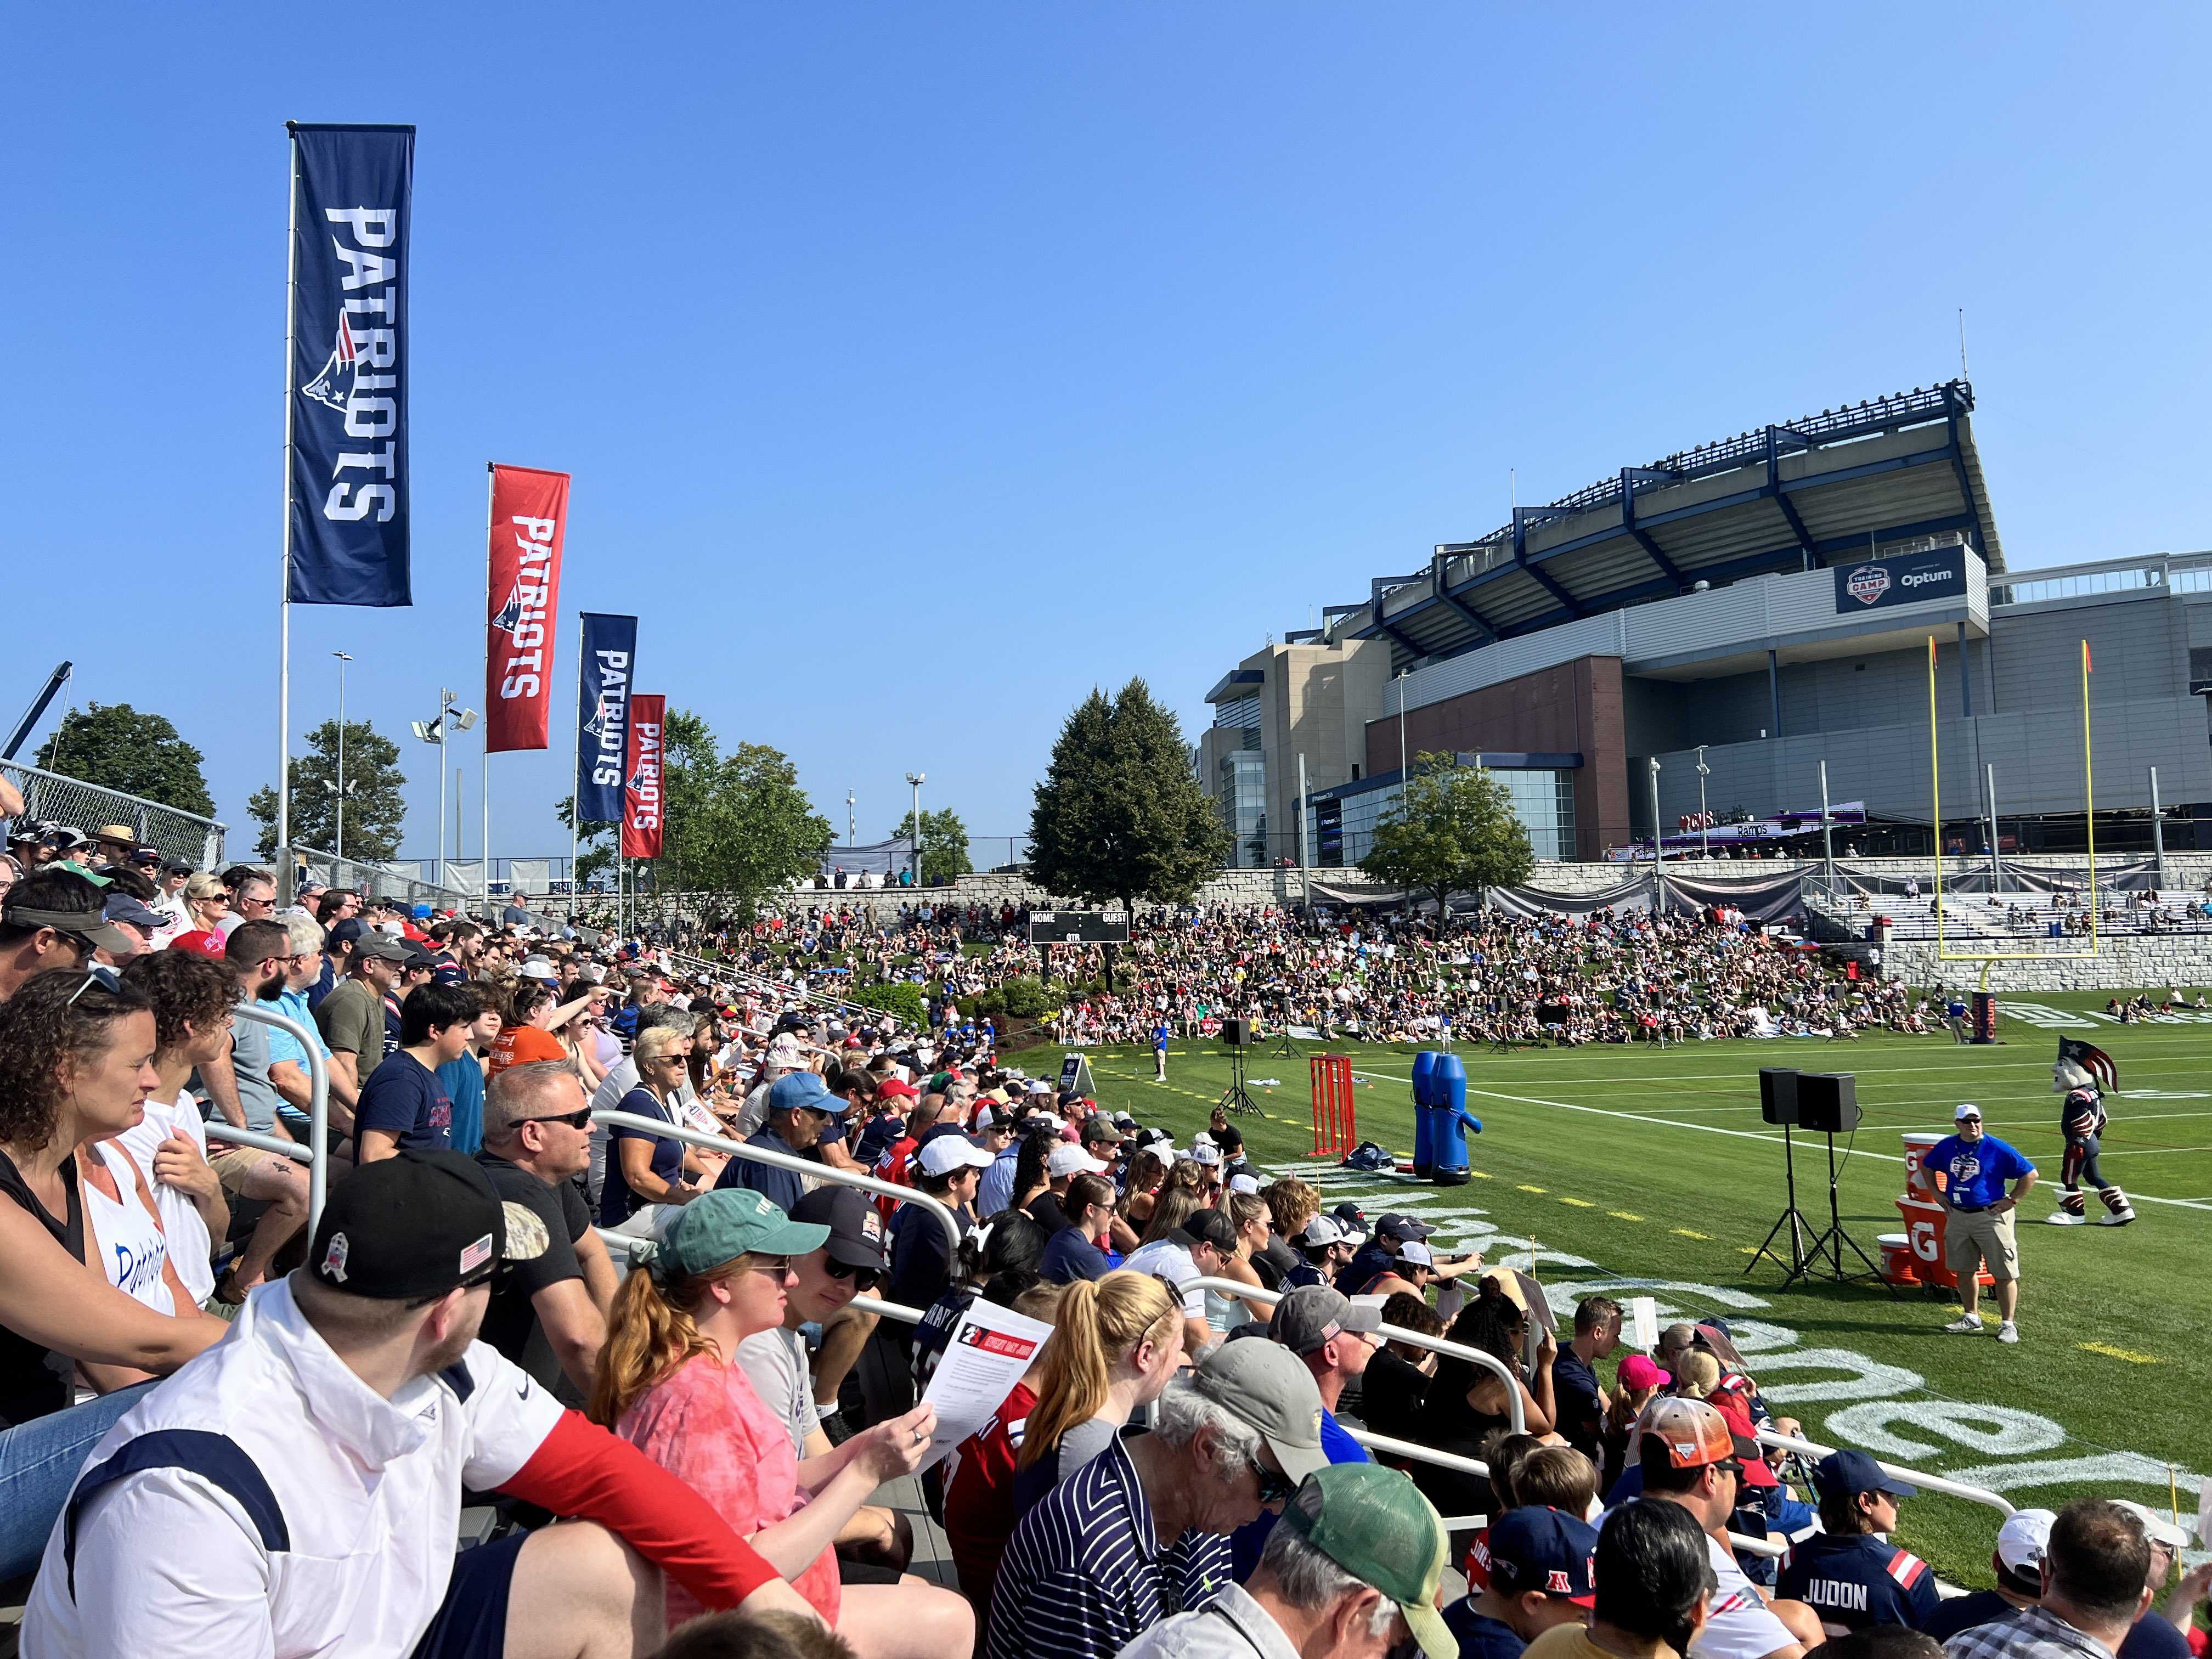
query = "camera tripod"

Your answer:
(1218, 1040), (1262, 1116)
